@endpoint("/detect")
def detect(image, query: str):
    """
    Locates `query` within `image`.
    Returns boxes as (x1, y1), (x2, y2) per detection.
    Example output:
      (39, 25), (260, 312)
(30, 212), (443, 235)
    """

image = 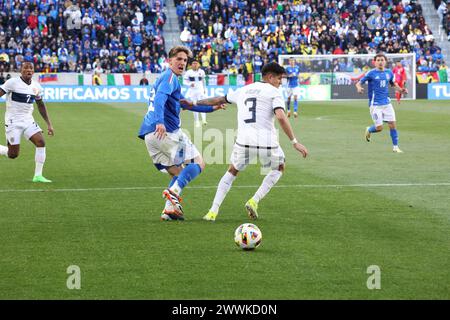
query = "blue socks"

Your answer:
(175, 163), (202, 190)
(368, 125), (377, 133)
(390, 128), (399, 146)
(293, 100), (298, 112)
(169, 175), (178, 188)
